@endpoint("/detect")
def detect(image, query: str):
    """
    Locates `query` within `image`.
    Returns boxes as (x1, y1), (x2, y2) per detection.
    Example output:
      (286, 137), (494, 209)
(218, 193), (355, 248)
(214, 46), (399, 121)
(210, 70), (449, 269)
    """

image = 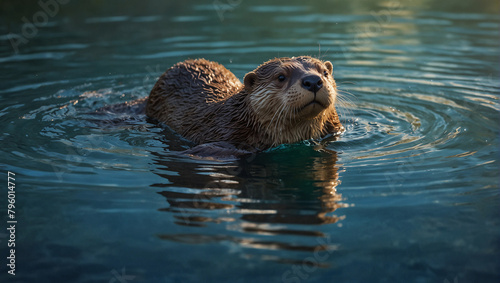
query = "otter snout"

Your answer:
(301, 75), (323, 93)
